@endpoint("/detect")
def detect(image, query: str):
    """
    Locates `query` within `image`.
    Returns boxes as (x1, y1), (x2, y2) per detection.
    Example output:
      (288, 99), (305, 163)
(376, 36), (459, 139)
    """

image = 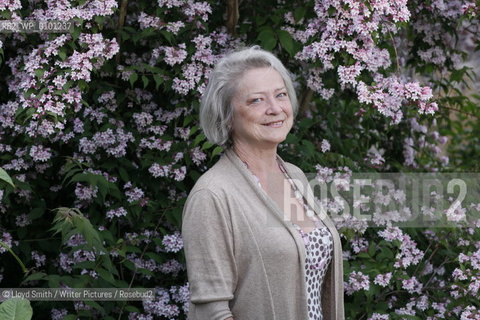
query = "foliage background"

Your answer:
(0, 0), (480, 319)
